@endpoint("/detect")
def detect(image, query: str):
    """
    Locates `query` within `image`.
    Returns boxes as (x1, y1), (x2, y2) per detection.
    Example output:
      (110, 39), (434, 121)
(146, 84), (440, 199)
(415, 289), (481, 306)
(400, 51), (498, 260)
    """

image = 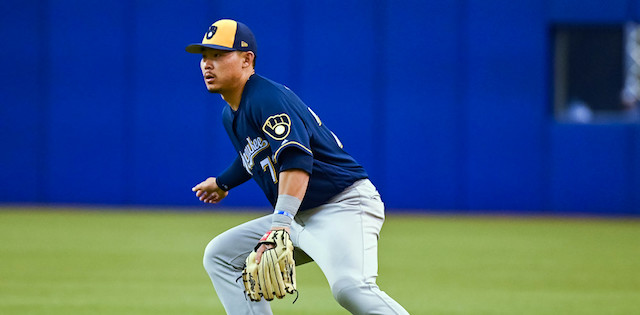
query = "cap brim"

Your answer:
(185, 43), (236, 54)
